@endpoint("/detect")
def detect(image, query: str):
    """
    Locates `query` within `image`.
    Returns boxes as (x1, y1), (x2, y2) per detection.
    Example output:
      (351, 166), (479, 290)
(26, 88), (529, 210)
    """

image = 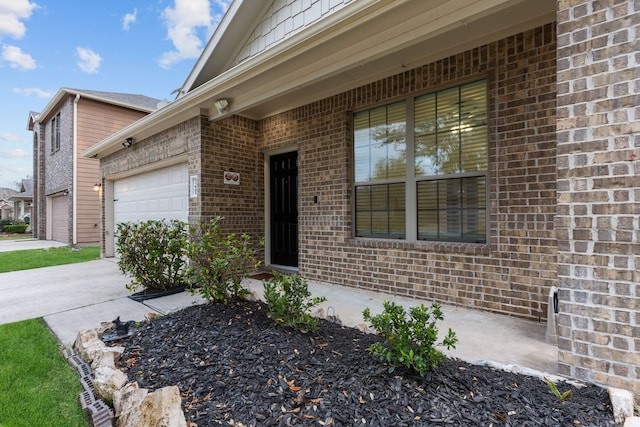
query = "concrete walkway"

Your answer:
(0, 243), (559, 377)
(245, 280), (559, 375)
